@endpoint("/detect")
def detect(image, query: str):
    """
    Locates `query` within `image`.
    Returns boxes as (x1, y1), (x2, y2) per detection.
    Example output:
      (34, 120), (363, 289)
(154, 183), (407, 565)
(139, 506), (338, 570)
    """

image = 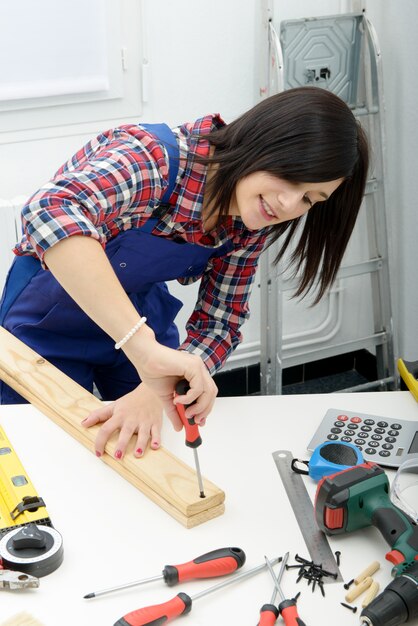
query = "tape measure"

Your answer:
(291, 441), (364, 482)
(272, 449), (343, 582)
(0, 424), (63, 577)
